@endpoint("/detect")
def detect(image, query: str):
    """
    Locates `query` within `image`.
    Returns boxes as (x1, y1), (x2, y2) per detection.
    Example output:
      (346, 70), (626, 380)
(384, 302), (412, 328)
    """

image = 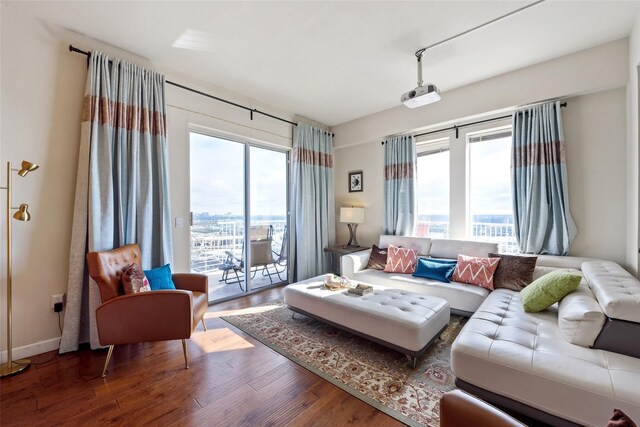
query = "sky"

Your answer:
(190, 133), (287, 217)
